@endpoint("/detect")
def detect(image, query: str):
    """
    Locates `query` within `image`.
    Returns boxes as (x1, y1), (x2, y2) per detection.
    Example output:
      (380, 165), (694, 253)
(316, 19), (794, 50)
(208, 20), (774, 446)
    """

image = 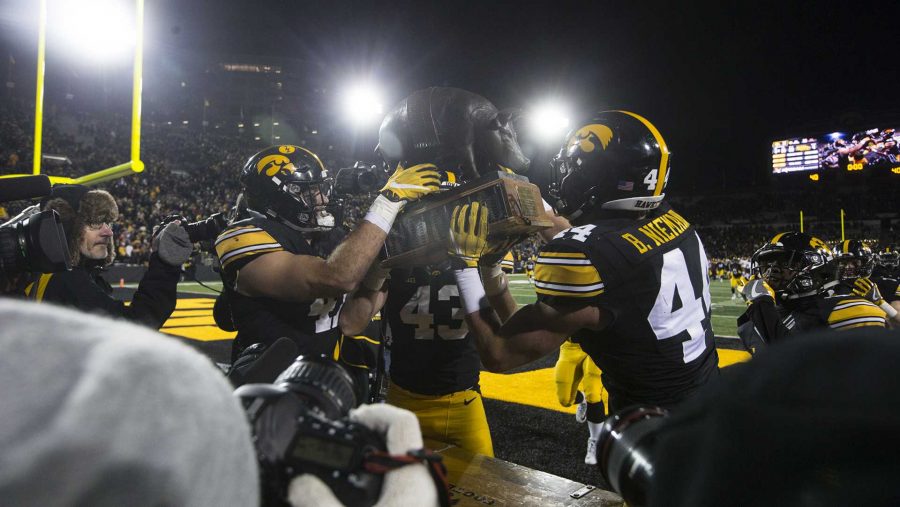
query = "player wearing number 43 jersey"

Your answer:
(374, 175), (571, 456)
(382, 265), (494, 455)
(450, 111), (719, 413)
